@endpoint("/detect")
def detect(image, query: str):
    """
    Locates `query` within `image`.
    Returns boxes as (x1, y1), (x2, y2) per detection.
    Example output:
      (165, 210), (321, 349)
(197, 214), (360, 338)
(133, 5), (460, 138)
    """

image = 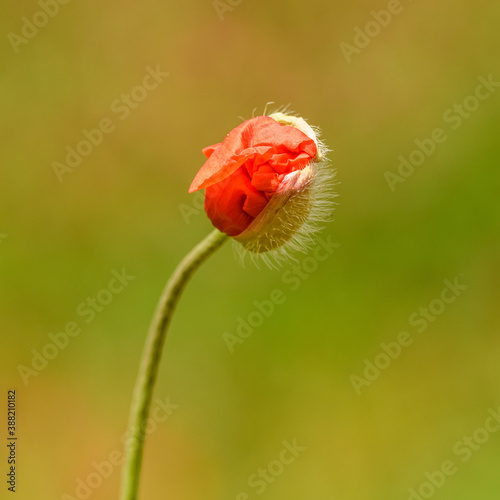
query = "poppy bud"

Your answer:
(189, 111), (335, 264)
